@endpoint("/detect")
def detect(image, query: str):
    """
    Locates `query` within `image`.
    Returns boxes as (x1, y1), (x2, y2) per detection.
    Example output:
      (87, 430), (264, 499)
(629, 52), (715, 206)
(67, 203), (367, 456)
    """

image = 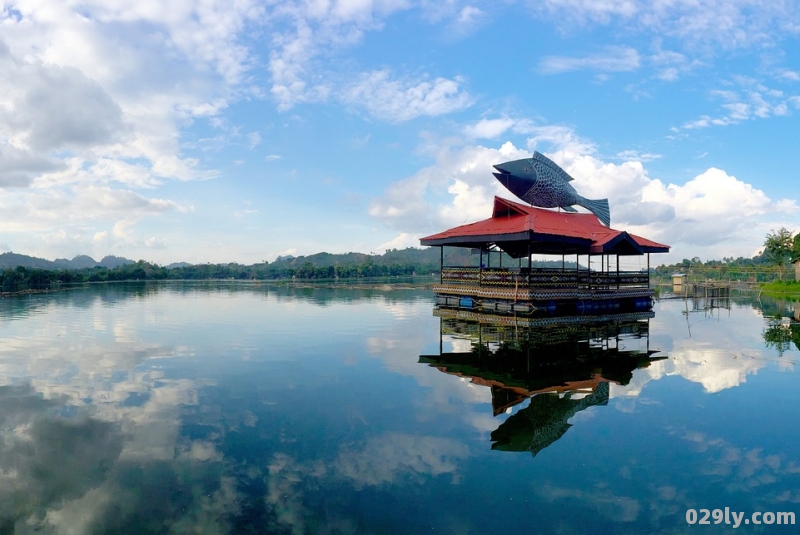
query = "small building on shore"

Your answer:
(420, 196), (669, 316)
